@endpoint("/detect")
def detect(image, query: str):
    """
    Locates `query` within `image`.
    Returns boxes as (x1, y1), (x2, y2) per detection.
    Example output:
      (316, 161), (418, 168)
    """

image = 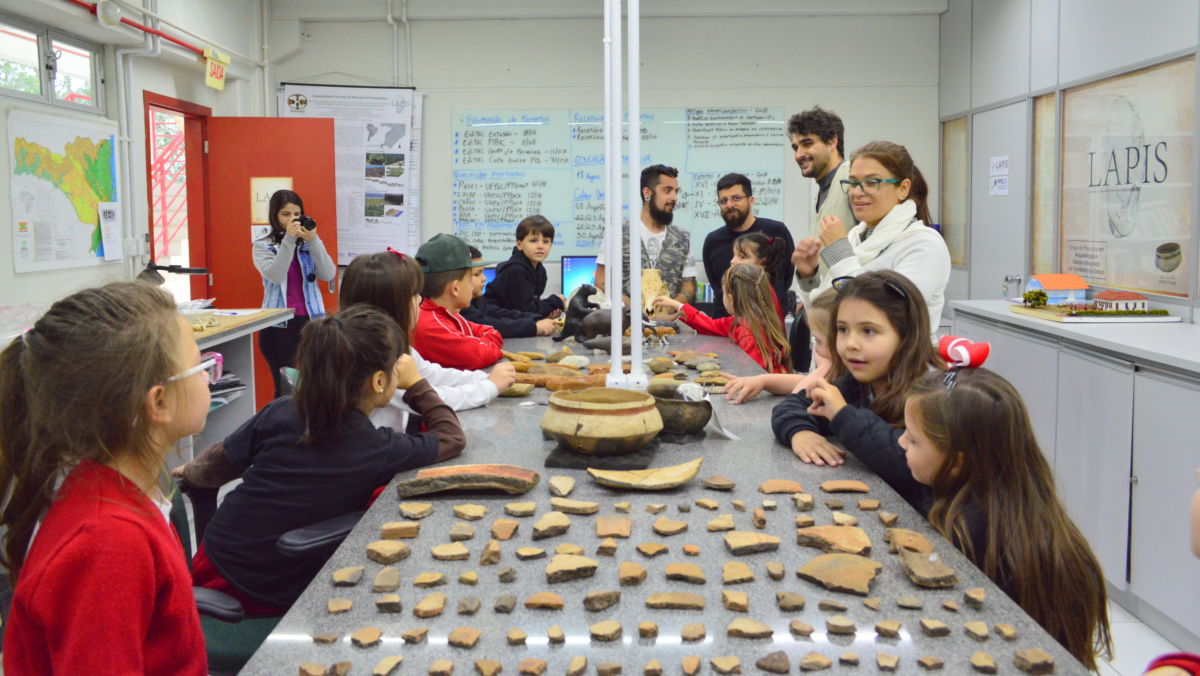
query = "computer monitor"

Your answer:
(561, 255), (598, 296)
(482, 267), (496, 292)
